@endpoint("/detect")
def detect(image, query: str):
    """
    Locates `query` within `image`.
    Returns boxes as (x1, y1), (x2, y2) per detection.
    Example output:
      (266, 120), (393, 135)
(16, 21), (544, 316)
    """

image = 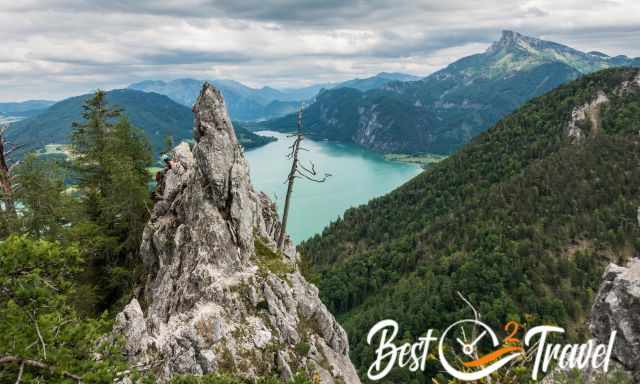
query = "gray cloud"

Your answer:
(0, 0), (639, 101)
